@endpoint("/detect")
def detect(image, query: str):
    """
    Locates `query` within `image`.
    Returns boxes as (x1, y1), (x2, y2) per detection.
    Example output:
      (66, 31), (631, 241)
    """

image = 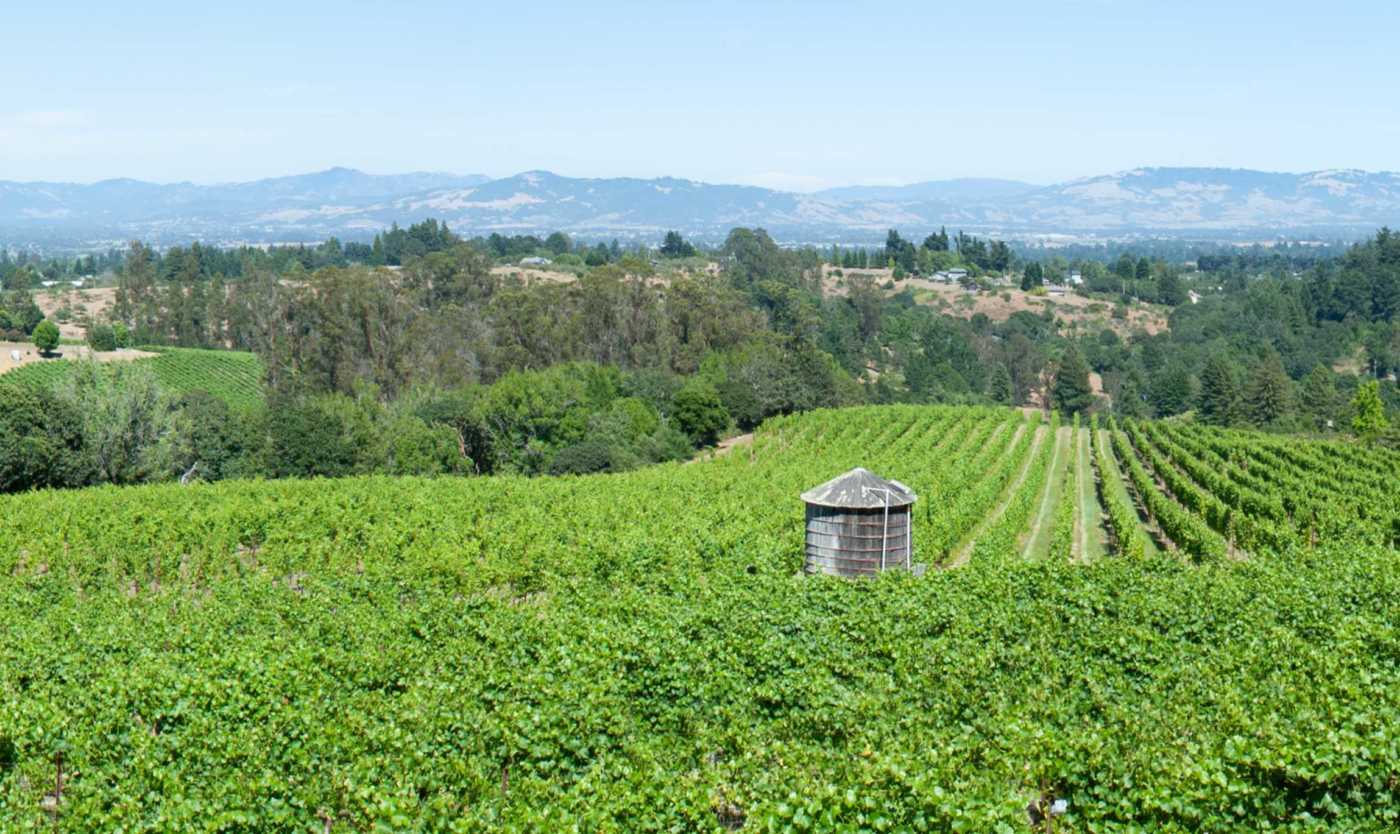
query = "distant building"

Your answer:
(1188, 290), (1202, 304)
(1067, 271), (1083, 286)
(520, 256), (552, 266)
